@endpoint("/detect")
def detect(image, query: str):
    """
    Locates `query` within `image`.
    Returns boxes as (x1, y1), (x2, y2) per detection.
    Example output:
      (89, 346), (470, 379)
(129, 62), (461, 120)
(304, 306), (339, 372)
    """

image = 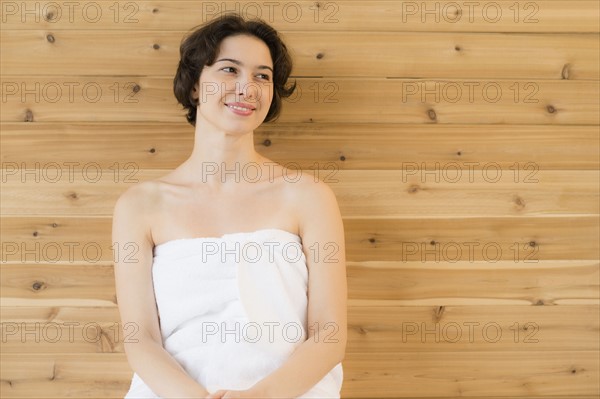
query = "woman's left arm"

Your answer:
(250, 178), (348, 398)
